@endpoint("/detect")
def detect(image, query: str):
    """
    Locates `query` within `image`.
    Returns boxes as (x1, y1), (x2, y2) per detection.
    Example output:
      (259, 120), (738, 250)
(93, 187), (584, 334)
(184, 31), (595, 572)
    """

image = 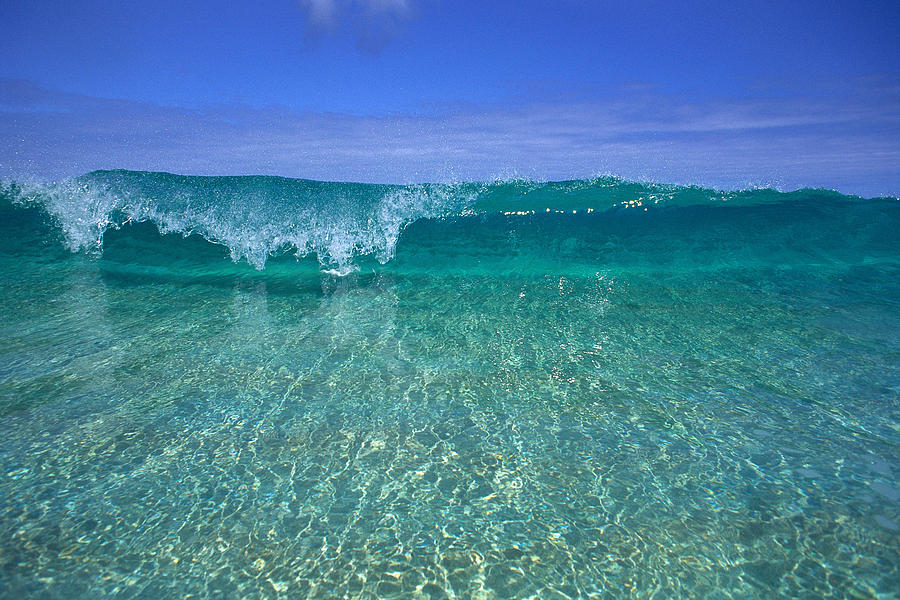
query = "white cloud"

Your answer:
(301, 0), (410, 21)
(298, 0), (413, 50)
(1, 78), (898, 197)
(302, 0), (339, 26)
